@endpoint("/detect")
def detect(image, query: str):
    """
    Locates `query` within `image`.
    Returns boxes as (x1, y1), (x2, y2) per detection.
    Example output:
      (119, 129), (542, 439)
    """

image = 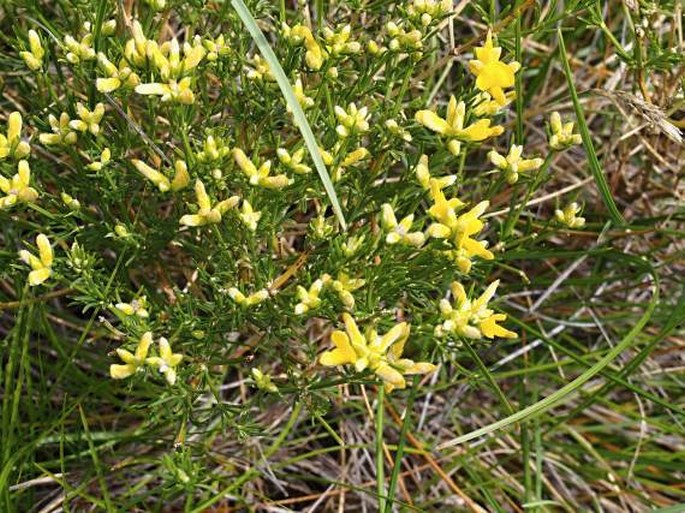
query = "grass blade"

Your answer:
(557, 27), (624, 226)
(230, 0), (347, 230)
